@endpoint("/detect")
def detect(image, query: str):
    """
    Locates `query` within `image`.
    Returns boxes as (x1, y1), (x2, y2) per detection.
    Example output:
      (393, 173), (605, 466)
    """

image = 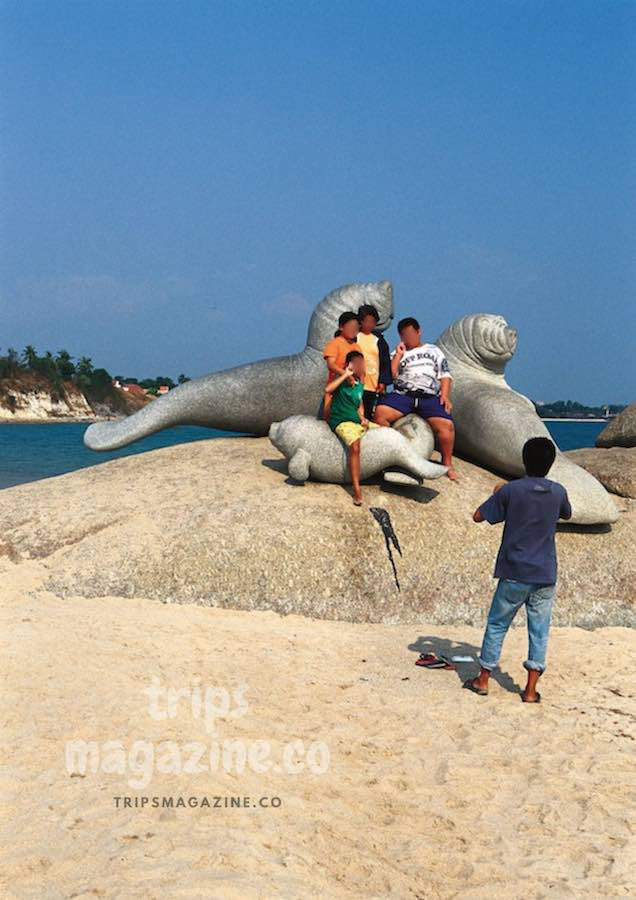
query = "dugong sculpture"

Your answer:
(436, 314), (619, 525)
(269, 415), (448, 484)
(83, 281), (394, 451)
